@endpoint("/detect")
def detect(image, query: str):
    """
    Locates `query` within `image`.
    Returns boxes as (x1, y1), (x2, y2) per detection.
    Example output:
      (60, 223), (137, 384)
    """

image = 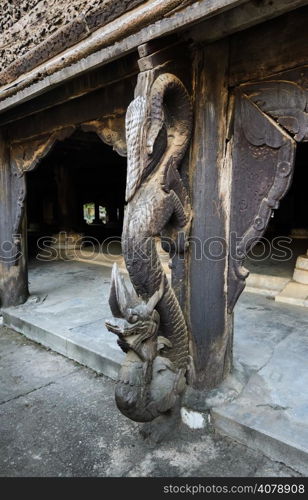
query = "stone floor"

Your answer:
(0, 325), (300, 477)
(212, 294), (308, 475)
(2, 259), (308, 474)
